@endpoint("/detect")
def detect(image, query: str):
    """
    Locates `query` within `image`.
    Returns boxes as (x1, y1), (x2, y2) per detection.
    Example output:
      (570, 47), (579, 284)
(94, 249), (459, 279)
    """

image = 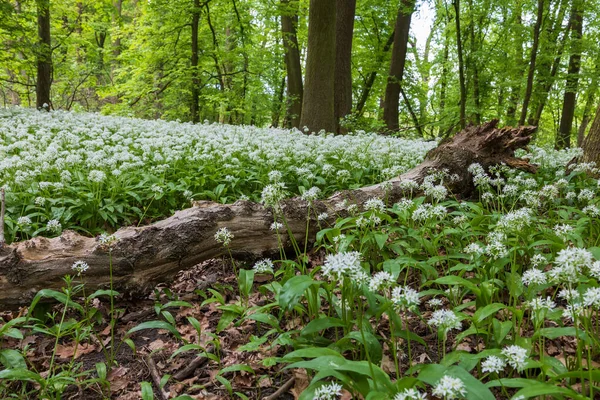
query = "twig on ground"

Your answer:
(173, 345), (215, 381)
(144, 354), (169, 400)
(263, 376), (295, 400)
